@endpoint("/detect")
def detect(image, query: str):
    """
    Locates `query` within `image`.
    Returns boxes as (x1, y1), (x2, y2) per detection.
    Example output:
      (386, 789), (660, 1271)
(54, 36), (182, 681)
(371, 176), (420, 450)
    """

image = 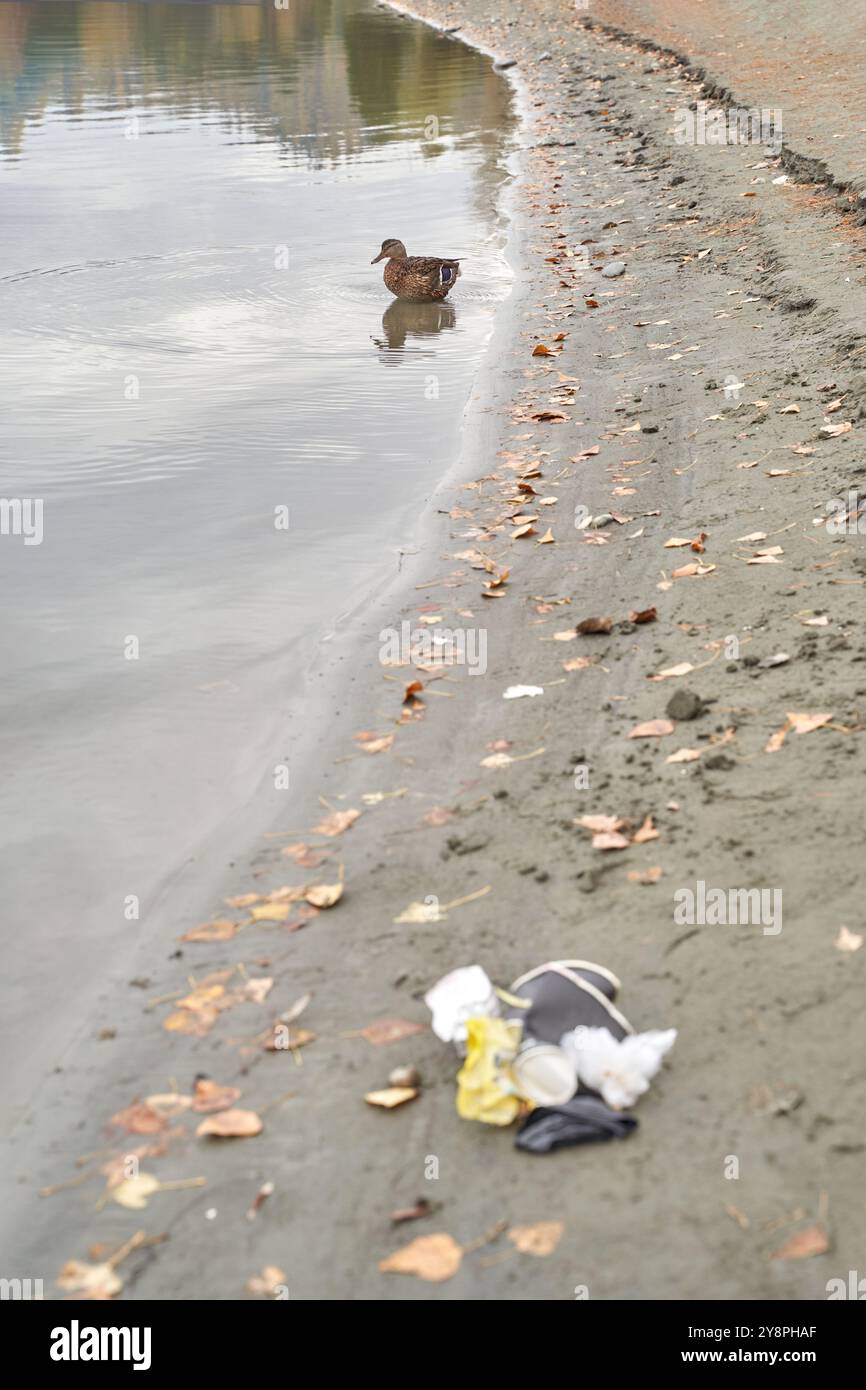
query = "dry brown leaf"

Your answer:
(304, 869), (344, 909)
(224, 893), (259, 909)
(313, 808), (360, 837)
(649, 662), (694, 682)
(356, 734), (394, 755)
(196, 1108), (263, 1139)
(364, 1087), (418, 1109)
(592, 831), (631, 851)
(563, 656), (597, 672)
(576, 814), (626, 833)
(57, 1259), (123, 1300)
(246, 1265), (287, 1297)
(250, 903), (291, 923)
(355, 1018), (427, 1046)
(628, 866), (662, 884)
(629, 607), (657, 624)
(507, 1221), (564, 1257)
(769, 1225), (829, 1261)
(666, 747), (702, 764)
(629, 719), (675, 739)
(108, 1101), (167, 1135)
(820, 420), (852, 438)
(537, 528), (555, 544)
(788, 711), (833, 734)
(192, 1079), (242, 1113)
(379, 1233), (463, 1282)
(632, 814), (659, 844)
(835, 925), (863, 952)
(532, 343), (554, 356)
(182, 919), (240, 943)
